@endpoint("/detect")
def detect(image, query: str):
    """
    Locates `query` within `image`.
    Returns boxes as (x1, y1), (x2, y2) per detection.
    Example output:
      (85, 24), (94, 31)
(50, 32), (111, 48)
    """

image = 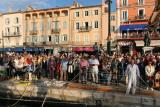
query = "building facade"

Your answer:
(110, 12), (117, 41)
(148, 0), (160, 52)
(0, 13), (3, 49)
(116, 0), (156, 54)
(70, 2), (108, 47)
(0, 1), (111, 52)
(22, 1), (108, 51)
(117, 0), (155, 37)
(149, 0), (160, 33)
(23, 6), (70, 49)
(0, 12), (24, 49)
